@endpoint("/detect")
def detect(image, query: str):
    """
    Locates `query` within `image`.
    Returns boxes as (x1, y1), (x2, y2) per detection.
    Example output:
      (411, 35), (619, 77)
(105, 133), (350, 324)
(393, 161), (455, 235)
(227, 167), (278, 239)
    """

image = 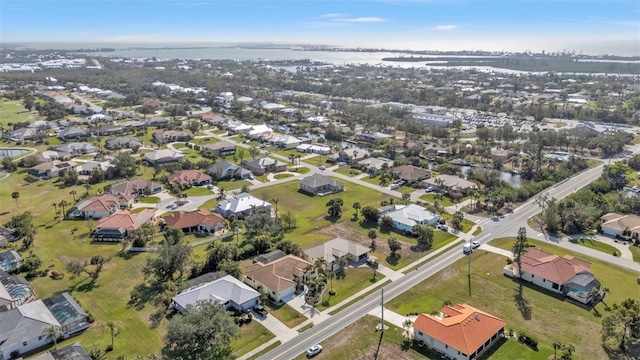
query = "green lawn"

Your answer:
(304, 155), (330, 166)
(333, 166), (361, 177)
(250, 179), (390, 249)
(0, 98), (39, 126)
(479, 338), (547, 360)
(317, 267), (384, 310)
(263, 301), (307, 328)
(216, 179), (252, 191)
(230, 321), (275, 358)
(360, 174), (382, 186)
(293, 166), (310, 174)
(293, 315), (441, 360)
(274, 173), (294, 180)
(472, 226), (483, 236)
(246, 340), (281, 360)
(183, 186), (214, 197)
(419, 193), (454, 206)
(328, 282), (387, 315)
(570, 238), (618, 256)
(191, 137), (220, 145)
(256, 174), (269, 182)
(138, 196), (161, 204)
(630, 244), (640, 264)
